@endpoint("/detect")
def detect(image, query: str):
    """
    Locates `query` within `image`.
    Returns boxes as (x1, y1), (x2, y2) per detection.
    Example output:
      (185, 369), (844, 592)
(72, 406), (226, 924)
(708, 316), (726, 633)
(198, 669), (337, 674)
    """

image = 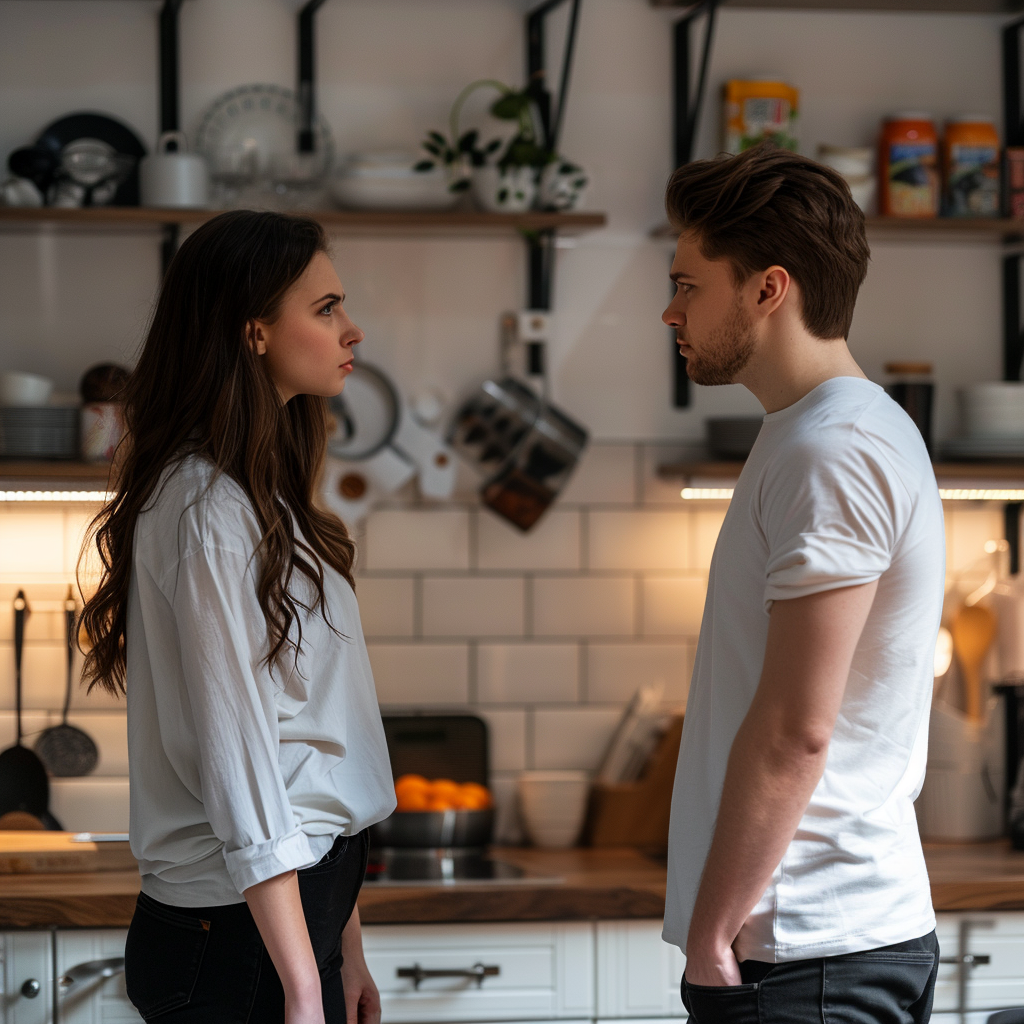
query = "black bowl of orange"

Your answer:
(370, 774), (495, 849)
